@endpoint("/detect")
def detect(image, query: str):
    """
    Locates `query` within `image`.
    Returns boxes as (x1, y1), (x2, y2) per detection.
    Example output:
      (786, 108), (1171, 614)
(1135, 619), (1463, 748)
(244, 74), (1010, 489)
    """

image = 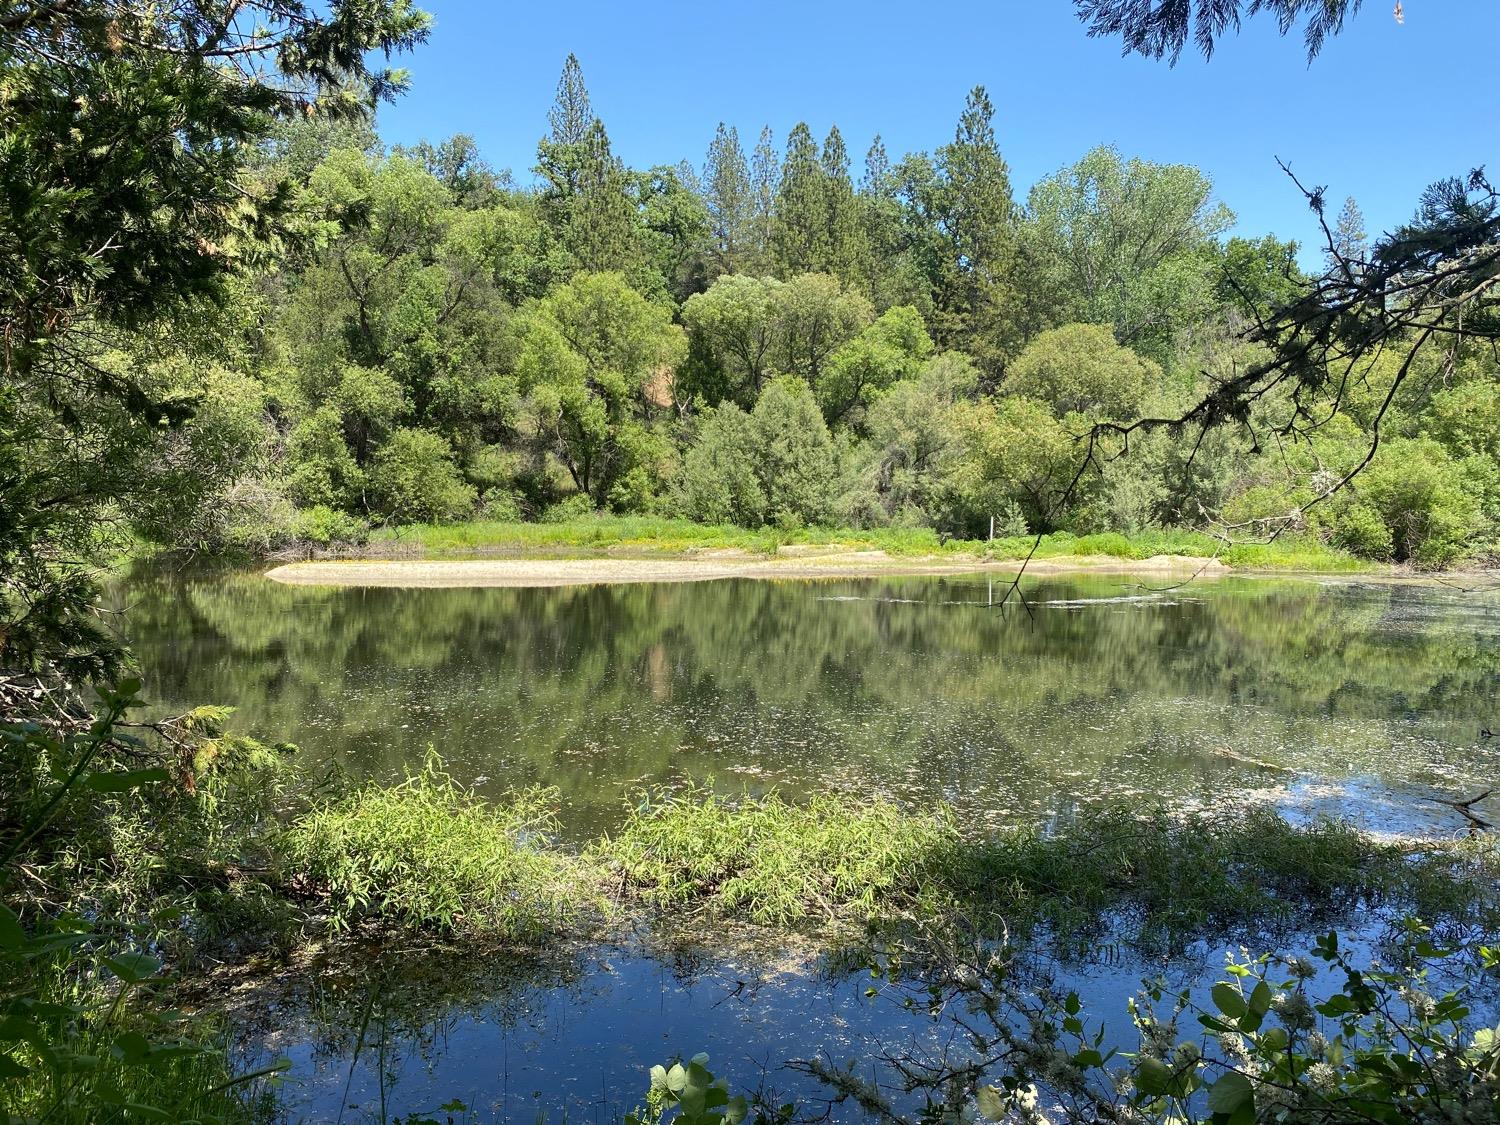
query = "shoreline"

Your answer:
(264, 551), (1238, 588)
